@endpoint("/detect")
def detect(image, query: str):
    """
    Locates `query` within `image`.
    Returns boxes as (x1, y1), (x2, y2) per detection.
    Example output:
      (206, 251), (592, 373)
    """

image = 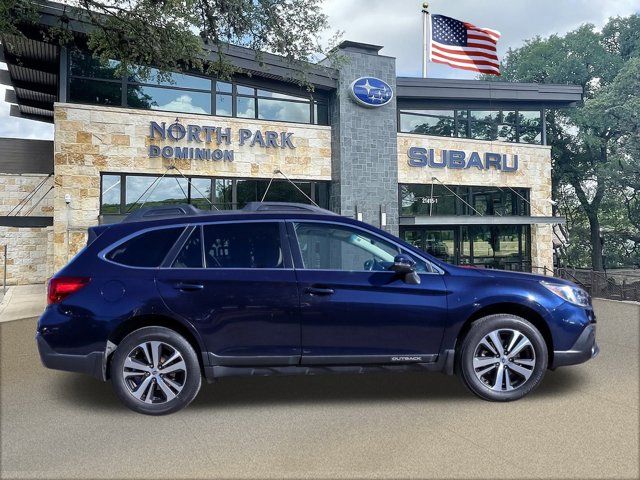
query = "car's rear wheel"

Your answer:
(110, 326), (201, 415)
(458, 314), (548, 401)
